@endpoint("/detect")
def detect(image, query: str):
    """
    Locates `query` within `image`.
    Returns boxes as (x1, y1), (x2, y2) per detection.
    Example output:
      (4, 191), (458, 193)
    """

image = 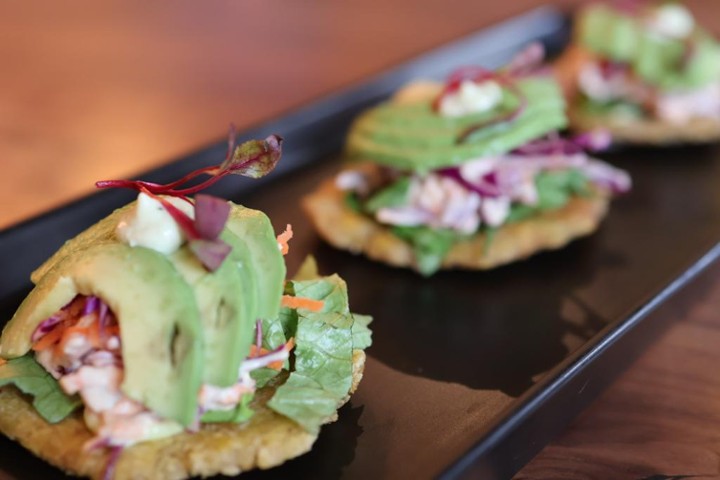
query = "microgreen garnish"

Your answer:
(433, 43), (546, 144)
(255, 319), (263, 350)
(188, 238), (233, 272)
(96, 131), (283, 197)
(194, 194), (231, 240)
(96, 129), (283, 271)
